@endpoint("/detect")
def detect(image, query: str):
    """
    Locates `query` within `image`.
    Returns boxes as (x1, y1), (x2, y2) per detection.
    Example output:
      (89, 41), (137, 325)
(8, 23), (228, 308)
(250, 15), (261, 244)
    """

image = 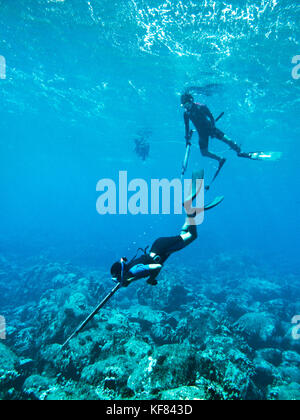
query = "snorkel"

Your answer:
(120, 257), (126, 284)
